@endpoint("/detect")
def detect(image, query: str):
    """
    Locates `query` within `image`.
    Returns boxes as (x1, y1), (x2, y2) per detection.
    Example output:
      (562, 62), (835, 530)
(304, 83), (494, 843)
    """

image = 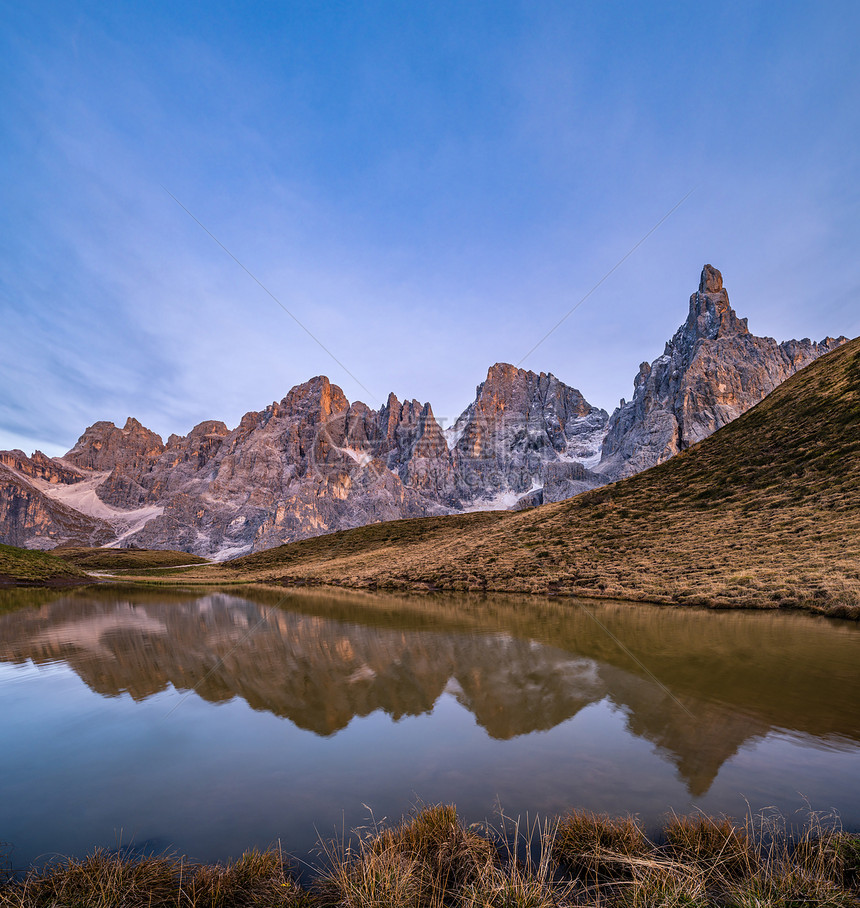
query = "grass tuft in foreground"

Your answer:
(553, 811), (652, 879)
(2, 807), (858, 907)
(663, 814), (758, 879)
(0, 846), (312, 908)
